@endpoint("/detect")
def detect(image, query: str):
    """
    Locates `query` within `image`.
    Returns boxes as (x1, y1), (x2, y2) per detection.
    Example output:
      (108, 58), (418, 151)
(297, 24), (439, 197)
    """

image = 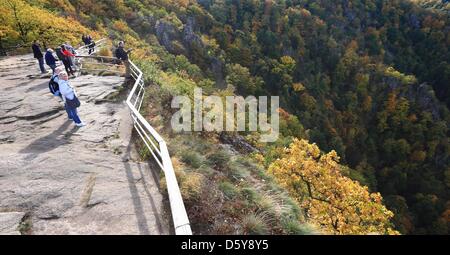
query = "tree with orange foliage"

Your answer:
(268, 139), (399, 235)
